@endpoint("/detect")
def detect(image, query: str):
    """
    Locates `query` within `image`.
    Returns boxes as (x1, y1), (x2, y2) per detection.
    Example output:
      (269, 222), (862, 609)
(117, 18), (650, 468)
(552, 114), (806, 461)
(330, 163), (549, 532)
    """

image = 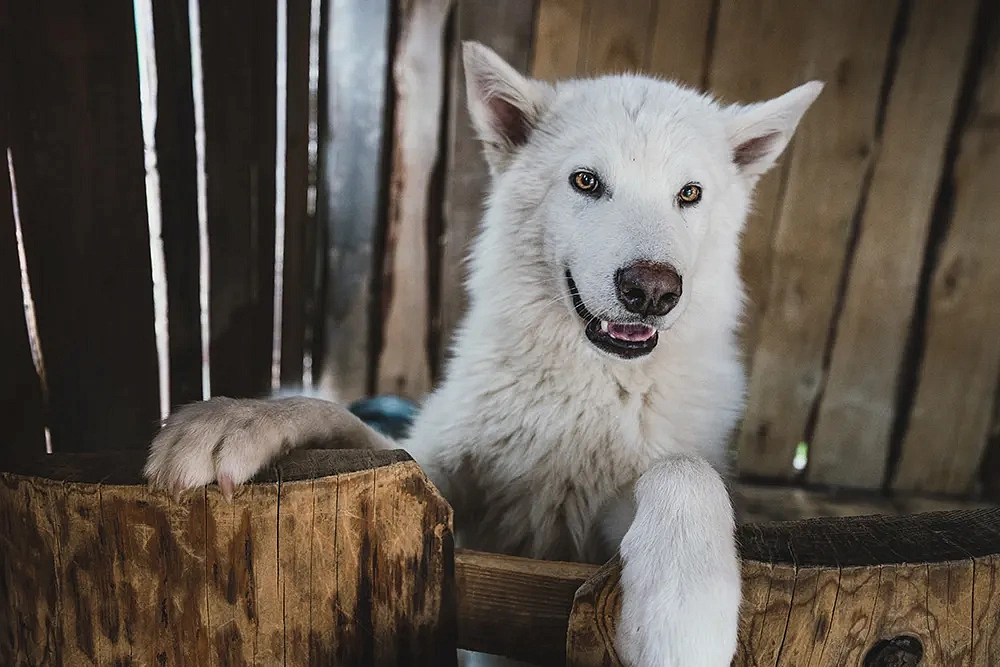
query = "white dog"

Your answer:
(145, 42), (822, 666)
